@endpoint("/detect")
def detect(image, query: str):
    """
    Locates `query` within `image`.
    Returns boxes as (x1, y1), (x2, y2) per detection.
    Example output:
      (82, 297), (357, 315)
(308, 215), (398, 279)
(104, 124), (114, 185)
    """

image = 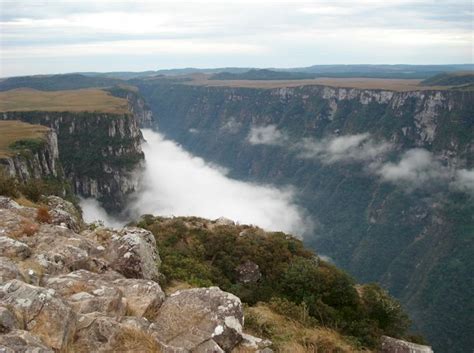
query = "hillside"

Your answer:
(135, 79), (474, 353)
(0, 190), (433, 352)
(421, 71), (474, 87)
